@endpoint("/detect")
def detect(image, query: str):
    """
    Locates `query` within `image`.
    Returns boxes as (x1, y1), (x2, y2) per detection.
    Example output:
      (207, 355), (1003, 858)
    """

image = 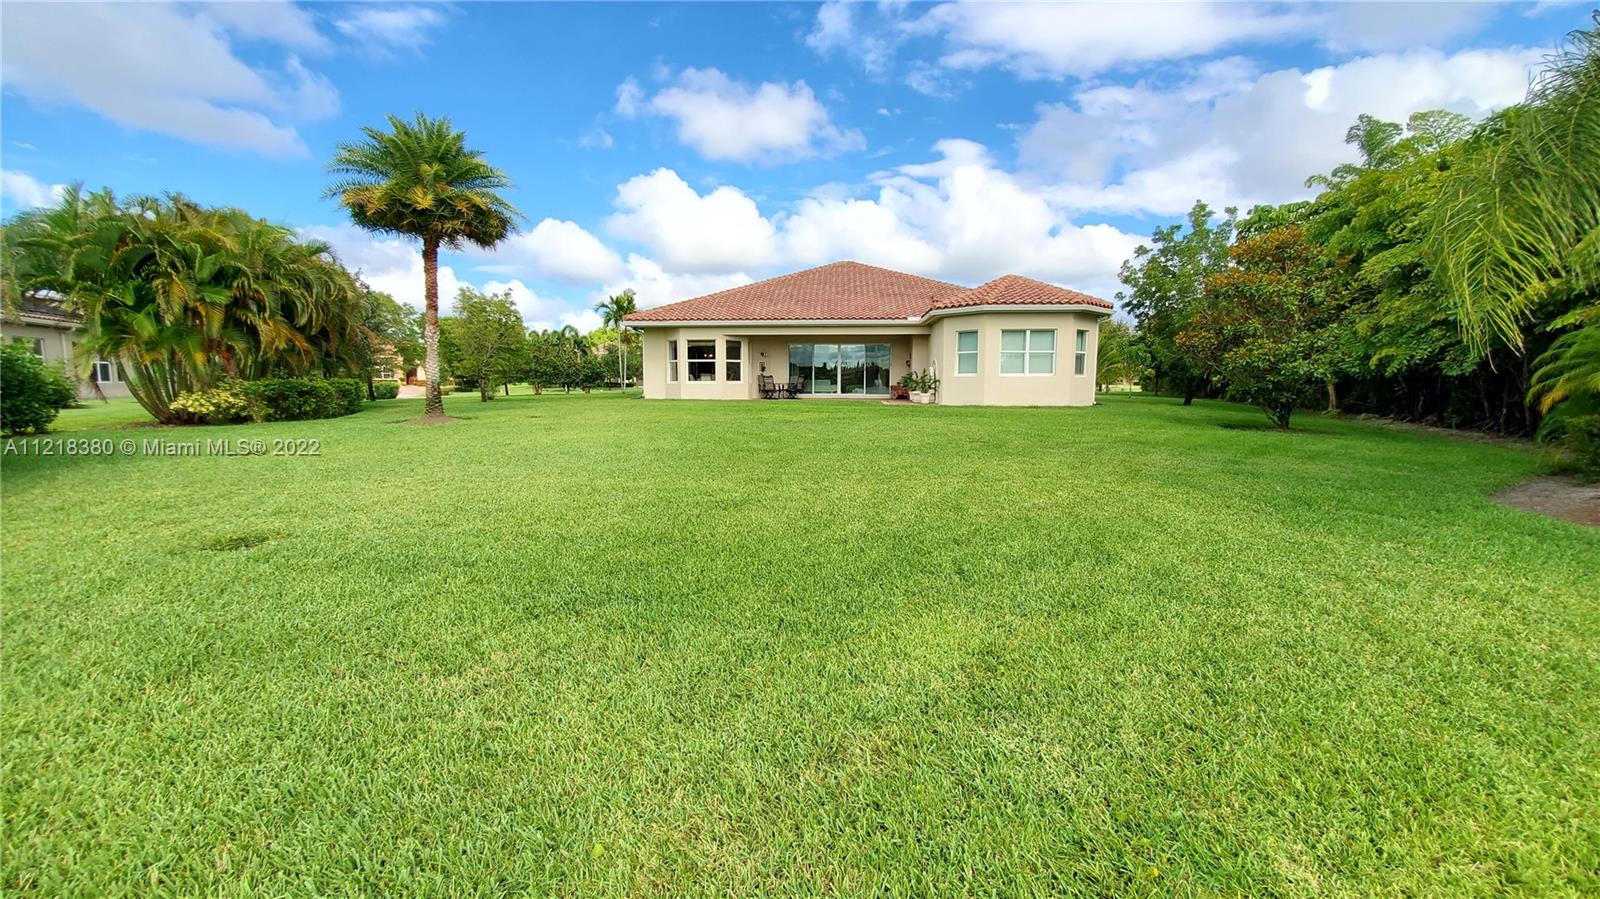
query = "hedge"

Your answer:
(372, 380), (400, 400)
(243, 377), (365, 422)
